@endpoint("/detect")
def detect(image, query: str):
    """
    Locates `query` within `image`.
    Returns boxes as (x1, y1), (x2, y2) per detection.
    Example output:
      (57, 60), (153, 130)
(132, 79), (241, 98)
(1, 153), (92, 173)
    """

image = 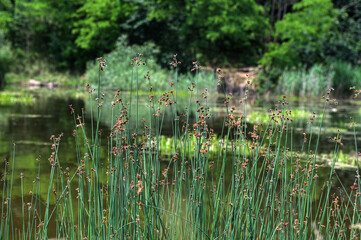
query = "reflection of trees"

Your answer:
(0, 93), (107, 198)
